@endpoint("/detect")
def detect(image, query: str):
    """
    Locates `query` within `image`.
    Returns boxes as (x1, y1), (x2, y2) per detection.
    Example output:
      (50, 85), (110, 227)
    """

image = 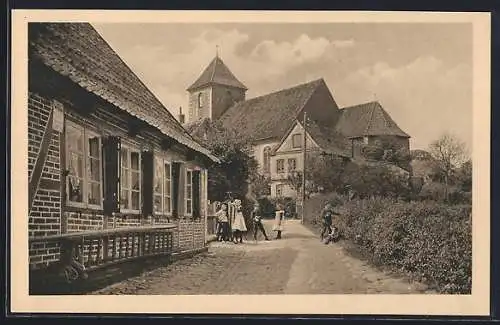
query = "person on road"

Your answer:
(231, 199), (247, 244)
(252, 203), (270, 241)
(216, 202), (230, 242)
(320, 203), (340, 241)
(272, 203), (285, 240)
